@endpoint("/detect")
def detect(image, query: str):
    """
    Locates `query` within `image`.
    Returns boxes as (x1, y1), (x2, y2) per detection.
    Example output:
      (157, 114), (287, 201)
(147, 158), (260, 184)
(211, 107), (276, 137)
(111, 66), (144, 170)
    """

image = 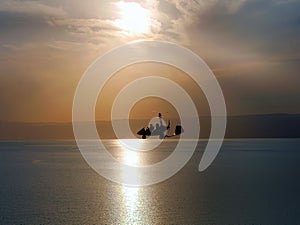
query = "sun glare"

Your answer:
(119, 139), (141, 166)
(114, 1), (151, 35)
